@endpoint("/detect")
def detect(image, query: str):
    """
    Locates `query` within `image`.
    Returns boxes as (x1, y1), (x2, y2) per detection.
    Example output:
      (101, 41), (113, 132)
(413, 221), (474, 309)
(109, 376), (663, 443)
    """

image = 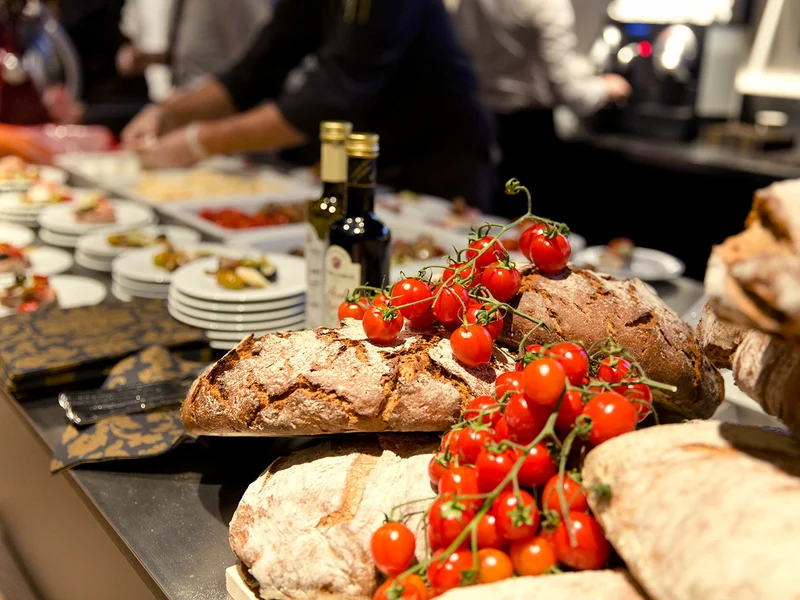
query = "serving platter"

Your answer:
(574, 247), (686, 281)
